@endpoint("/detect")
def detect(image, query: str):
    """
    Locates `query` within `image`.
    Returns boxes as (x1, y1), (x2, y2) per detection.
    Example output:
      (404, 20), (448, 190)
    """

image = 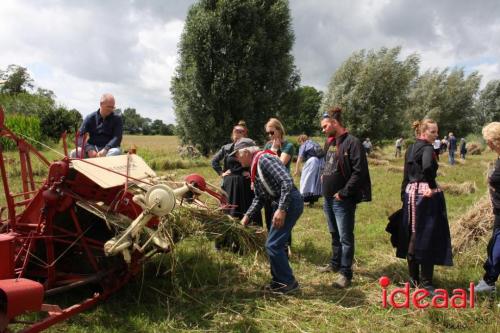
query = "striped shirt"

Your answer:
(246, 154), (295, 218)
